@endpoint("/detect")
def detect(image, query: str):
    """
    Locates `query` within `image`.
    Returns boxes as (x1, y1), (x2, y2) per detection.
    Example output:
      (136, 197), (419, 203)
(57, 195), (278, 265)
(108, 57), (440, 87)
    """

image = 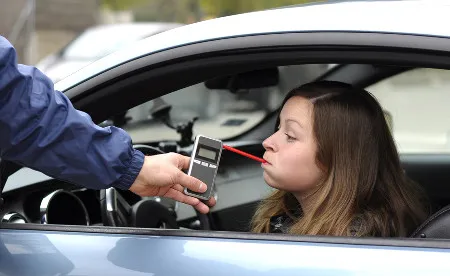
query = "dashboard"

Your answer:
(0, 181), (101, 225)
(0, 141), (270, 231)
